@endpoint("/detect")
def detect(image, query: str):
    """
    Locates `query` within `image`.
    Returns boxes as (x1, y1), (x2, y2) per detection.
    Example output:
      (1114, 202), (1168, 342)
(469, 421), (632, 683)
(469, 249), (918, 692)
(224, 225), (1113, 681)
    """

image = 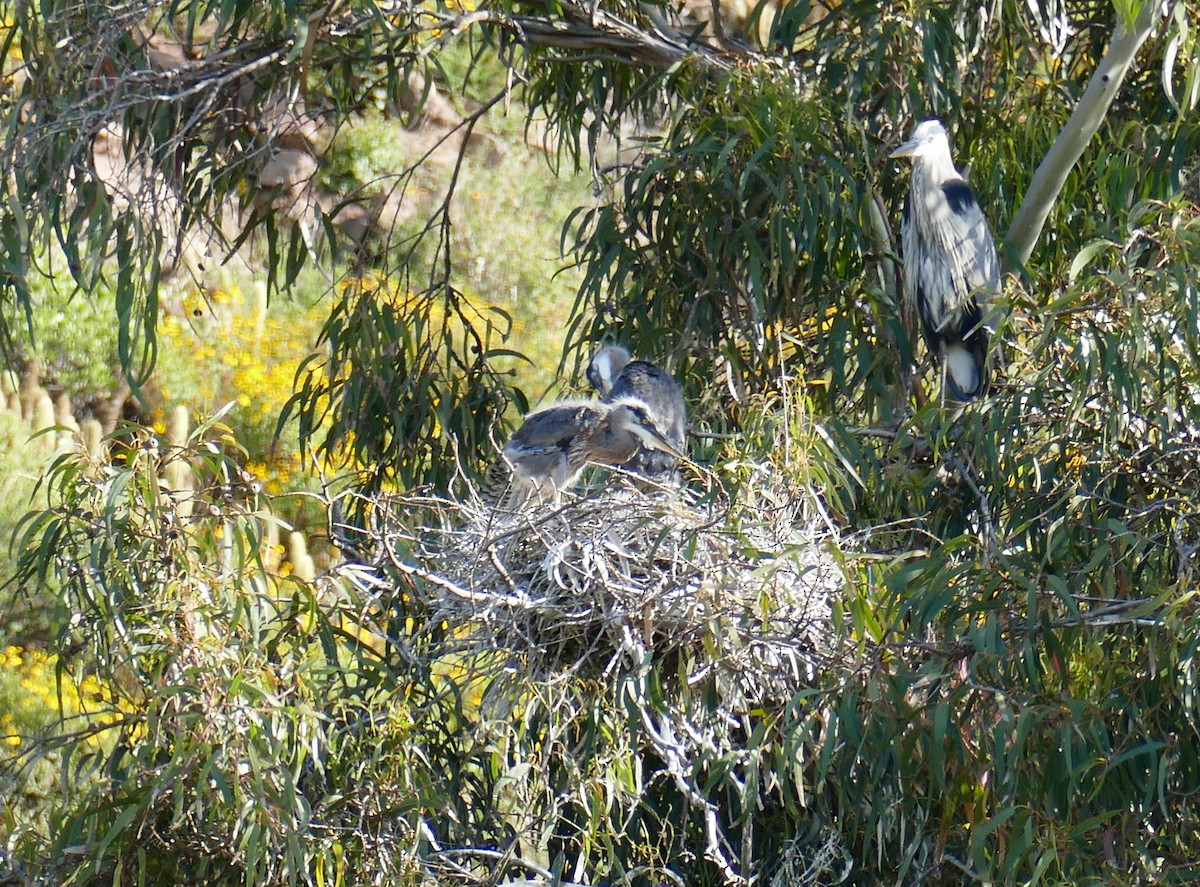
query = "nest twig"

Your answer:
(320, 467), (851, 885)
